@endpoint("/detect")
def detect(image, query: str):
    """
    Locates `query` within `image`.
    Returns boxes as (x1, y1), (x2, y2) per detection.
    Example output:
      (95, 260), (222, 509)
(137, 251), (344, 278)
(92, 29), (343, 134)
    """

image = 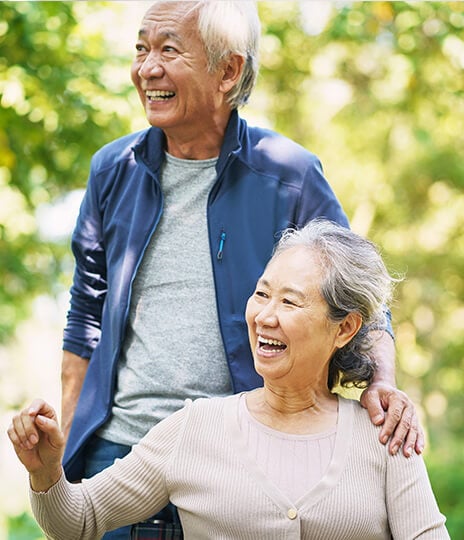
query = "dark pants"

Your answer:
(84, 435), (183, 540)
